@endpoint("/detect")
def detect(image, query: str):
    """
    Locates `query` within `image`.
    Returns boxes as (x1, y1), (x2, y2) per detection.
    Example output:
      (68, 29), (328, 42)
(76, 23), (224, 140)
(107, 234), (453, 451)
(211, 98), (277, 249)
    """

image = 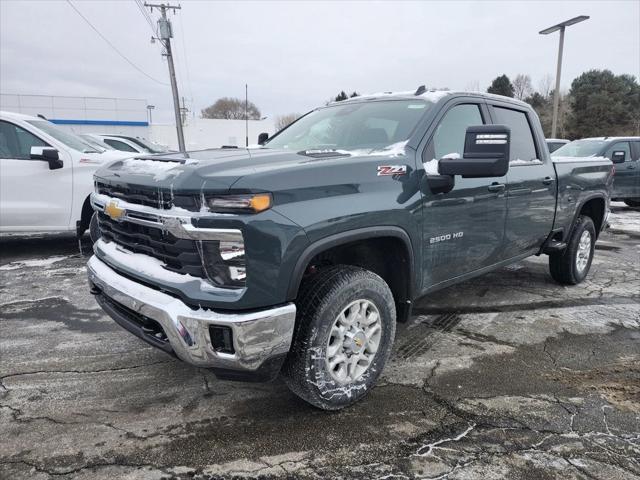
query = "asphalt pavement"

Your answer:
(1, 202), (639, 480)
